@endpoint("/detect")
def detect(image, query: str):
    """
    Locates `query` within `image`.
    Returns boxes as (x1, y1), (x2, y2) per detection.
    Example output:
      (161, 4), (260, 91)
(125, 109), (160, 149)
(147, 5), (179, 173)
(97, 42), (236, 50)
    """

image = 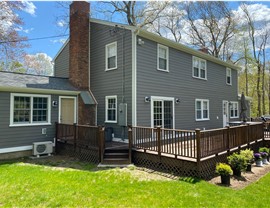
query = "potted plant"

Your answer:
(216, 163), (233, 185)
(240, 149), (254, 171)
(254, 153), (263, 167)
(260, 152), (269, 165)
(227, 153), (247, 177)
(259, 147), (270, 163)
